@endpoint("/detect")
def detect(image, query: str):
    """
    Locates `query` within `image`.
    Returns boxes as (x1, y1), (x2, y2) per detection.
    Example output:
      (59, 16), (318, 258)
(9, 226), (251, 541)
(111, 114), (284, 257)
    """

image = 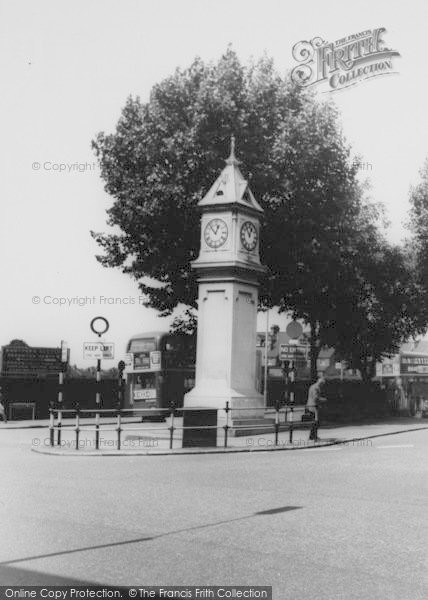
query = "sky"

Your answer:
(1, 0), (428, 366)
